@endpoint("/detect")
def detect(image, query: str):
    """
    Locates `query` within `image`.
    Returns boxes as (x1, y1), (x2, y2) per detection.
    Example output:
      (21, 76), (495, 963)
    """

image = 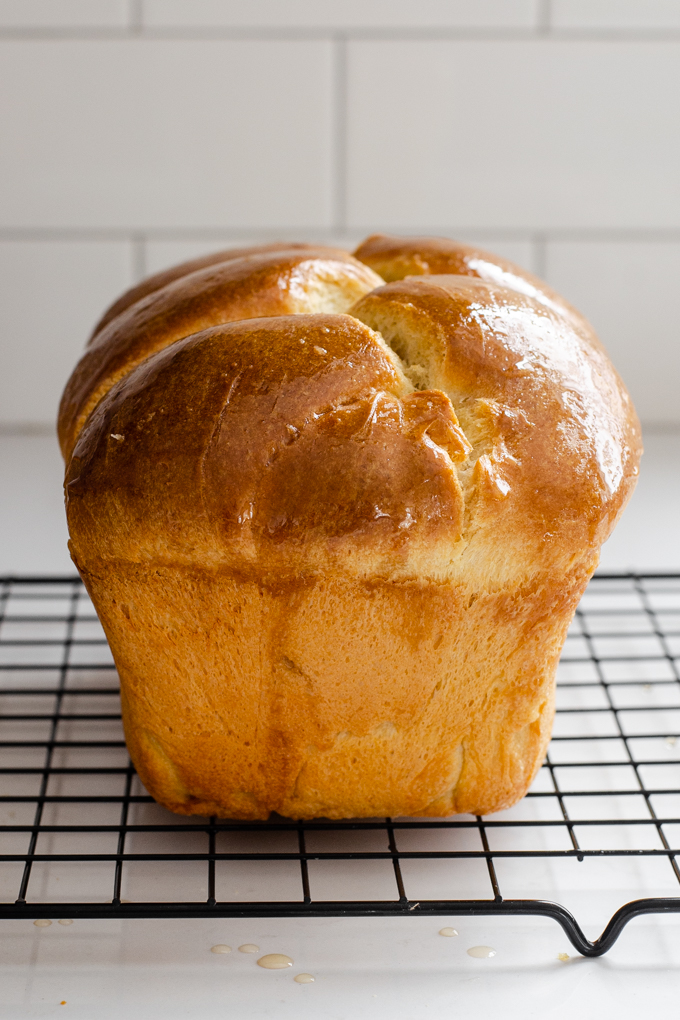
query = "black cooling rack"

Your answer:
(1, 574), (680, 957)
